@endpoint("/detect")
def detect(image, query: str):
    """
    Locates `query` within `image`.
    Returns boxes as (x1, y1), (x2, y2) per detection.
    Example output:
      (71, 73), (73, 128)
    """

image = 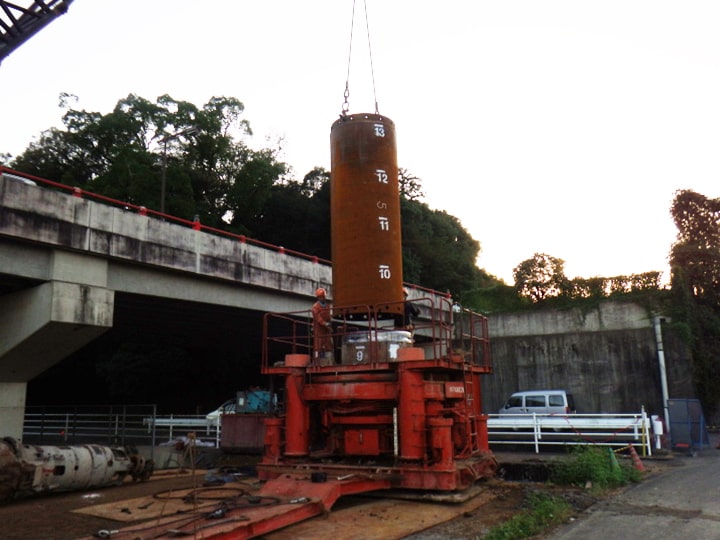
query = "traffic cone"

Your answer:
(628, 444), (646, 472)
(608, 447), (620, 471)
